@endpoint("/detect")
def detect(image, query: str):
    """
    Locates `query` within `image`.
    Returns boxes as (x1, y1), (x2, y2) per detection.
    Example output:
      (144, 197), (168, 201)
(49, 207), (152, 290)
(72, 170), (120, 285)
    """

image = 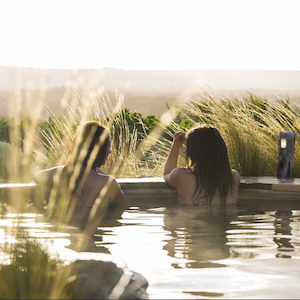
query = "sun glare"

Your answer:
(1, 0), (300, 70)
